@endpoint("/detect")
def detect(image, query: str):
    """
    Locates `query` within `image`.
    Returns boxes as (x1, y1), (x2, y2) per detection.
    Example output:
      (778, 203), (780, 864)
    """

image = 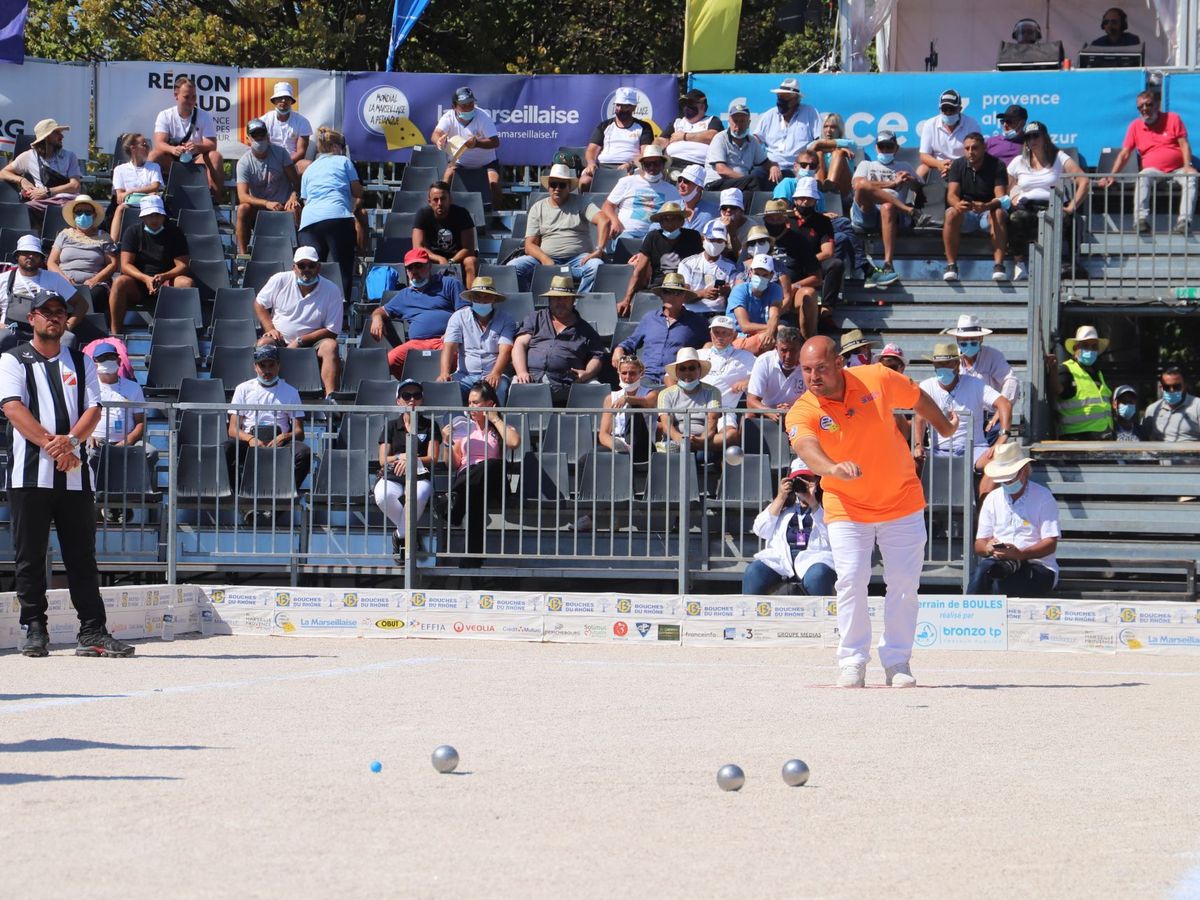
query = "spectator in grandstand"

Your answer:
(771, 148), (821, 202)
(0, 118), (81, 227)
(804, 112), (857, 197)
(260, 82), (313, 175)
(226, 344), (311, 496)
(235, 118), (301, 257)
(1142, 366), (1200, 441)
(945, 314), (1021, 438)
(728, 254), (783, 354)
(1098, 90), (1196, 236)
(657, 347), (739, 490)
(1047, 325), (1115, 440)
(673, 164), (717, 232)
(716, 188), (748, 261)
(109, 133), (163, 242)
(0, 235), (89, 354)
(580, 87), (655, 192)
(699, 314), (754, 420)
(876, 342), (913, 442)
(413, 180), (479, 286)
(917, 89), (981, 181)
(760, 199), (805, 313)
(87, 341), (151, 523)
(512, 275), (606, 406)
(942, 133), (1009, 283)
(298, 126), (363, 300)
(1112, 384), (1143, 441)
(613, 272), (708, 383)
(373, 378), (440, 562)
(742, 462), (837, 597)
(254, 246), (344, 400)
(438, 275), (516, 403)
(599, 355), (659, 461)
(601, 145), (673, 242)
(746, 326), (805, 421)
(914, 342), (1013, 489)
(1093, 7), (1140, 46)
(659, 90), (723, 167)
(755, 78), (822, 183)
(741, 224), (775, 274)
(985, 105), (1028, 167)
(790, 177), (843, 326)
(704, 102), (770, 192)
(851, 131), (919, 289)
(370, 247), (464, 377)
(969, 443), (1060, 597)
(149, 77), (224, 195)
(431, 86), (503, 209)
(48, 195), (118, 321)
(618, 201), (704, 317)
(1006, 122), (1088, 280)
(446, 380), (521, 566)
(507, 164), (608, 293)
(678, 220), (736, 316)
(840, 329), (875, 368)
(776, 150), (867, 288)
(108, 196), (193, 338)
